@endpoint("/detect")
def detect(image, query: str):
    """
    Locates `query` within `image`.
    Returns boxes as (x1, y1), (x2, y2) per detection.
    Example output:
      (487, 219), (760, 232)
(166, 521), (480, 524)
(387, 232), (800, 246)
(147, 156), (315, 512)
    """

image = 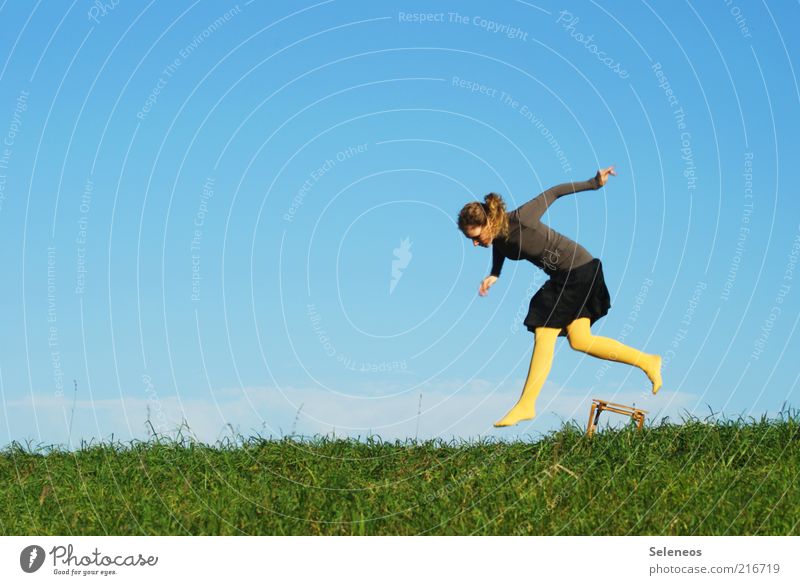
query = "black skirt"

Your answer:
(523, 258), (611, 337)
